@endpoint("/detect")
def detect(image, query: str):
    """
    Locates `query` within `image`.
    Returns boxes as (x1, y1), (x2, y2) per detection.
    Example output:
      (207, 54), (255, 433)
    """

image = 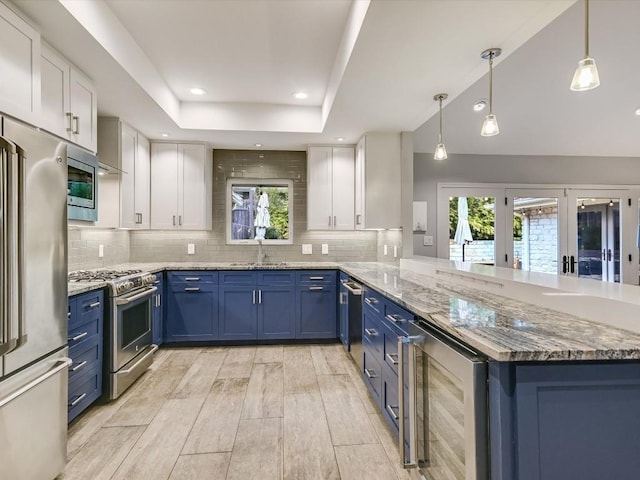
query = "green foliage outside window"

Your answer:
(448, 197), (522, 241)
